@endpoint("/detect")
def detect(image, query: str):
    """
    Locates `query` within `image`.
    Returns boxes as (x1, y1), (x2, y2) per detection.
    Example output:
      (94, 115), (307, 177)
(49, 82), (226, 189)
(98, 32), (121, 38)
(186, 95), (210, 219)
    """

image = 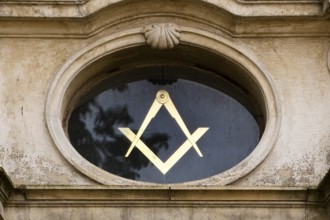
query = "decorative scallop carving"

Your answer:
(142, 23), (181, 50)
